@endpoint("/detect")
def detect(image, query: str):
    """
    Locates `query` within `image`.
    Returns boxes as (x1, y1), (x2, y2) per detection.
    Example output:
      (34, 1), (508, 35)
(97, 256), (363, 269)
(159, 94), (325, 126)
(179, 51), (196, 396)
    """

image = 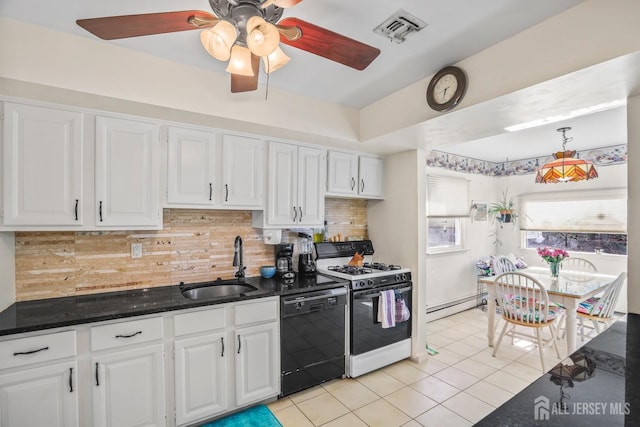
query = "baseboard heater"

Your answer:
(426, 292), (485, 314)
